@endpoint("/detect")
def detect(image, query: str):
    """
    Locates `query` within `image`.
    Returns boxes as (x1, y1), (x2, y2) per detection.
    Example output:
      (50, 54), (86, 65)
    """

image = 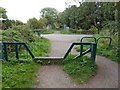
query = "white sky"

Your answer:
(0, 0), (67, 23)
